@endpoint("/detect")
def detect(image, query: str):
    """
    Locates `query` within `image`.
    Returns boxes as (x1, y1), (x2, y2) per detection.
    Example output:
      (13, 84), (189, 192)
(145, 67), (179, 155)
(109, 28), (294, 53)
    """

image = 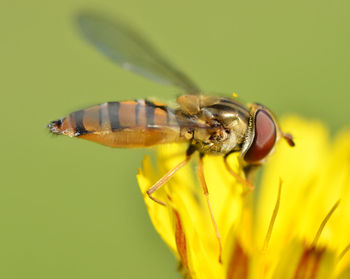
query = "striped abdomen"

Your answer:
(48, 100), (185, 147)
